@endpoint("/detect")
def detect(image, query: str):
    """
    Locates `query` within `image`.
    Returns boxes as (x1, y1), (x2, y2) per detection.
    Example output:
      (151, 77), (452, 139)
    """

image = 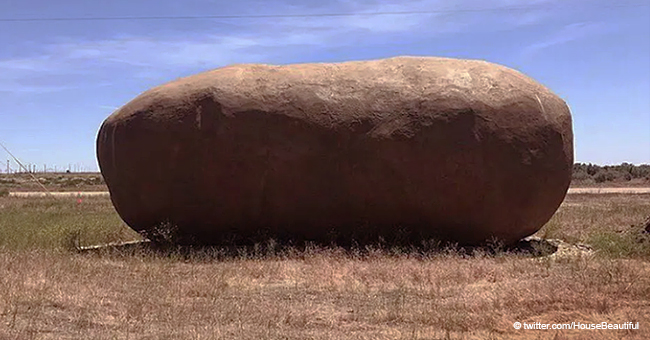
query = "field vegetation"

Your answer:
(572, 163), (650, 187)
(0, 172), (106, 192)
(0, 162), (648, 196)
(0, 193), (649, 339)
